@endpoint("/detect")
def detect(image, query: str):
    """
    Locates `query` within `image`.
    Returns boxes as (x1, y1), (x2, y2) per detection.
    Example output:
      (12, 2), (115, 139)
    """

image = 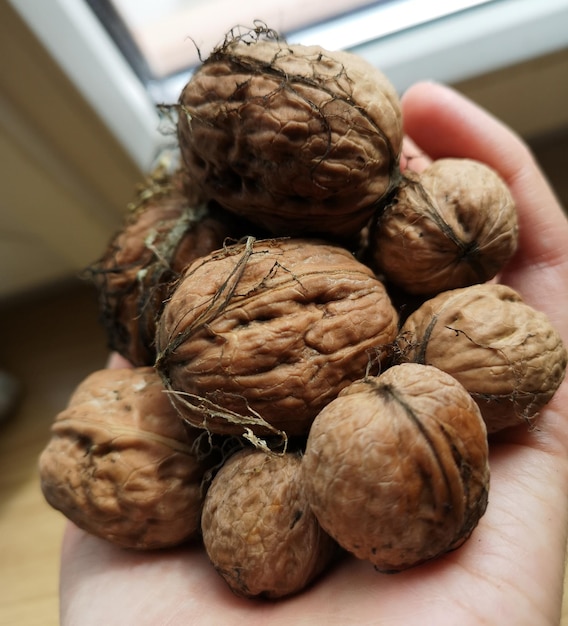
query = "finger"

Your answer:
(105, 352), (134, 369)
(400, 136), (432, 174)
(401, 81), (568, 337)
(401, 81), (536, 182)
